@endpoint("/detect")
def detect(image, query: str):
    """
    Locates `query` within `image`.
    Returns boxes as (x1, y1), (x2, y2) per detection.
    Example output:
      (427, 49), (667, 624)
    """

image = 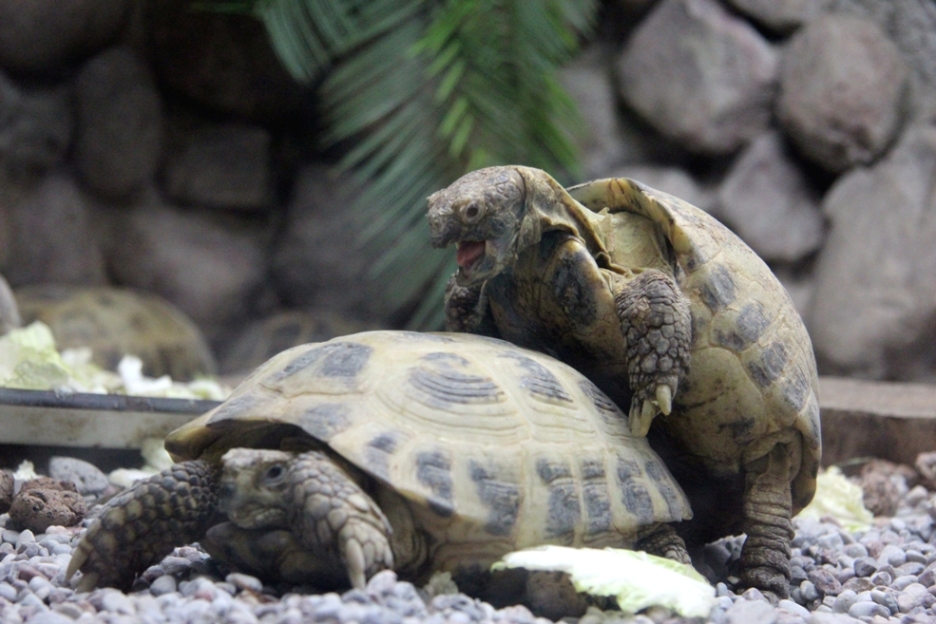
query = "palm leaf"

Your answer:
(199, 0), (597, 328)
